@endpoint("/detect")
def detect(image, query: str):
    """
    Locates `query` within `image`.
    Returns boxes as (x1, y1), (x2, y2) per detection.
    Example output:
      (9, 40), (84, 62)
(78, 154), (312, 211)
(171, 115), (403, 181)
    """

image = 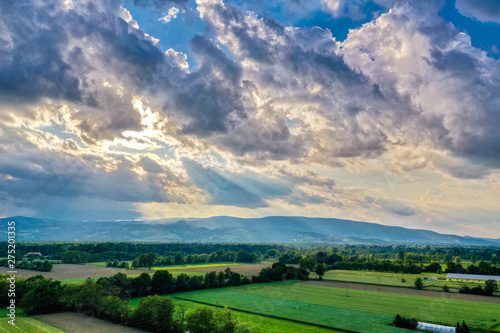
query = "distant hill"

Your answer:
(1, 215), (499, 245)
